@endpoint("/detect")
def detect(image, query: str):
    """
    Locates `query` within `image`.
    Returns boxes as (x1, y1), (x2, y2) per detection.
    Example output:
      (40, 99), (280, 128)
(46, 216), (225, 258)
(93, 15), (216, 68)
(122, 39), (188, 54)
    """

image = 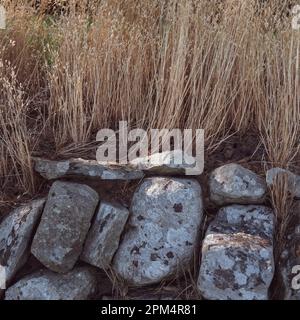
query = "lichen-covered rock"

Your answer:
(31, 181), (99, 273)
(130, 150), (198, 176)
(113, 177), (203, 285)
(266, 168), (300, 199)
(5, 267), (98, 300)
(279, 201), (300, 300)
(81, 201), (129, 269)
(209, 164), (267, 205)
(0, 199), (45, 286)
(34, 157), (144, 181)
(198, 205), (275, 300)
